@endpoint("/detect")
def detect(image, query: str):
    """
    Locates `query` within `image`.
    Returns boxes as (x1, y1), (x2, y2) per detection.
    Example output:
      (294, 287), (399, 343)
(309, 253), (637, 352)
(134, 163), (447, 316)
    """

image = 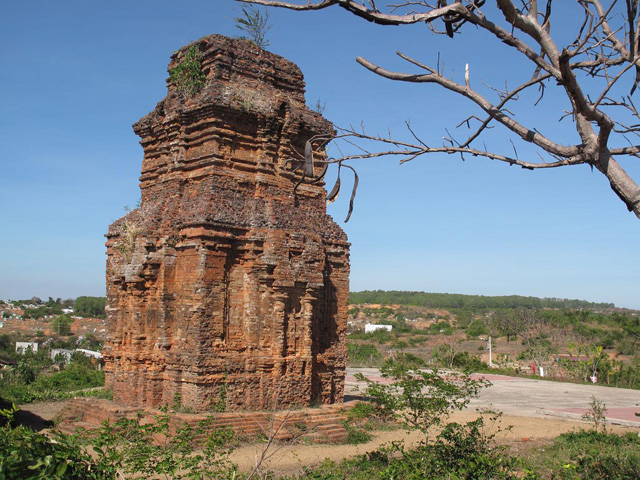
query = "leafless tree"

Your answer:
(516, 308), (557, 373)
(433, 336), (464, 367)
(241, 0), (640, 219)
(489, 310), (523, 342)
